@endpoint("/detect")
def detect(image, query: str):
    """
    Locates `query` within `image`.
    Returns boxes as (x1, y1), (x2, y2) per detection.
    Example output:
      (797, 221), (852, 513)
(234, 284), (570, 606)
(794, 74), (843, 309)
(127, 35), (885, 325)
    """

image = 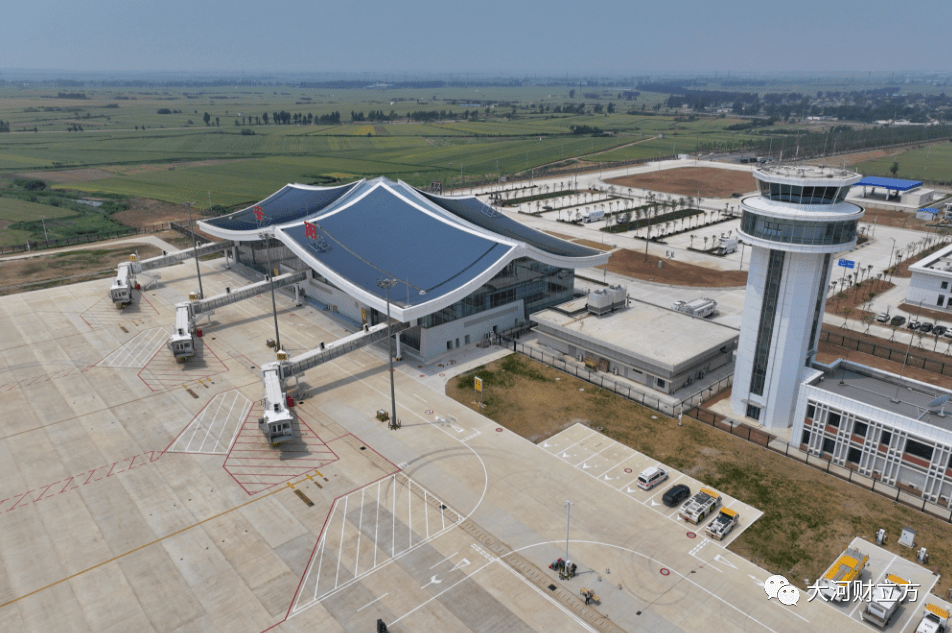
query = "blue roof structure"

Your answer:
(203, 182), (359, 232)
(854, 176), (922, 191)
(198, 178), (609, 321)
